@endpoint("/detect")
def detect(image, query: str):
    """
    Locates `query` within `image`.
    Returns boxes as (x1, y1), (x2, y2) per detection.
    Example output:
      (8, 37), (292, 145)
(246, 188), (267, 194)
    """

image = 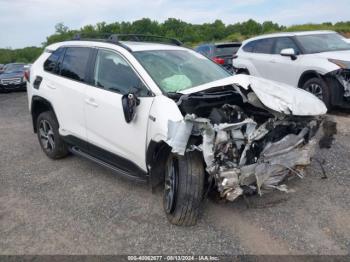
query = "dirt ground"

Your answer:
(0, 92), (350, 255)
